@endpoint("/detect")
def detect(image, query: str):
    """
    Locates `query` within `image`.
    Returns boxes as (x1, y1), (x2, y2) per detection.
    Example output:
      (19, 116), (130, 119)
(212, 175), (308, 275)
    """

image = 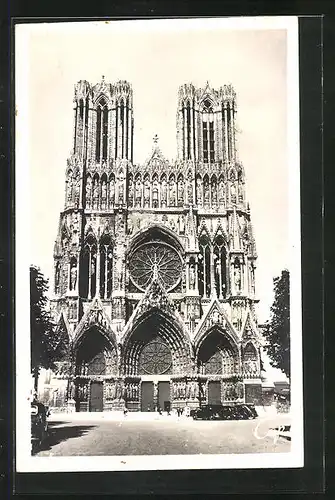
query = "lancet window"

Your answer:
(99, 235), (113, 299)
(152, 174), (159, 208)
(74, 97), (89, 155)
(198, 235), (211, 298)
(96, 98), (108, 162)
(202, 99), (215, 163)
(80, 235), (97, 299)
(213, 235), (227, 298)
